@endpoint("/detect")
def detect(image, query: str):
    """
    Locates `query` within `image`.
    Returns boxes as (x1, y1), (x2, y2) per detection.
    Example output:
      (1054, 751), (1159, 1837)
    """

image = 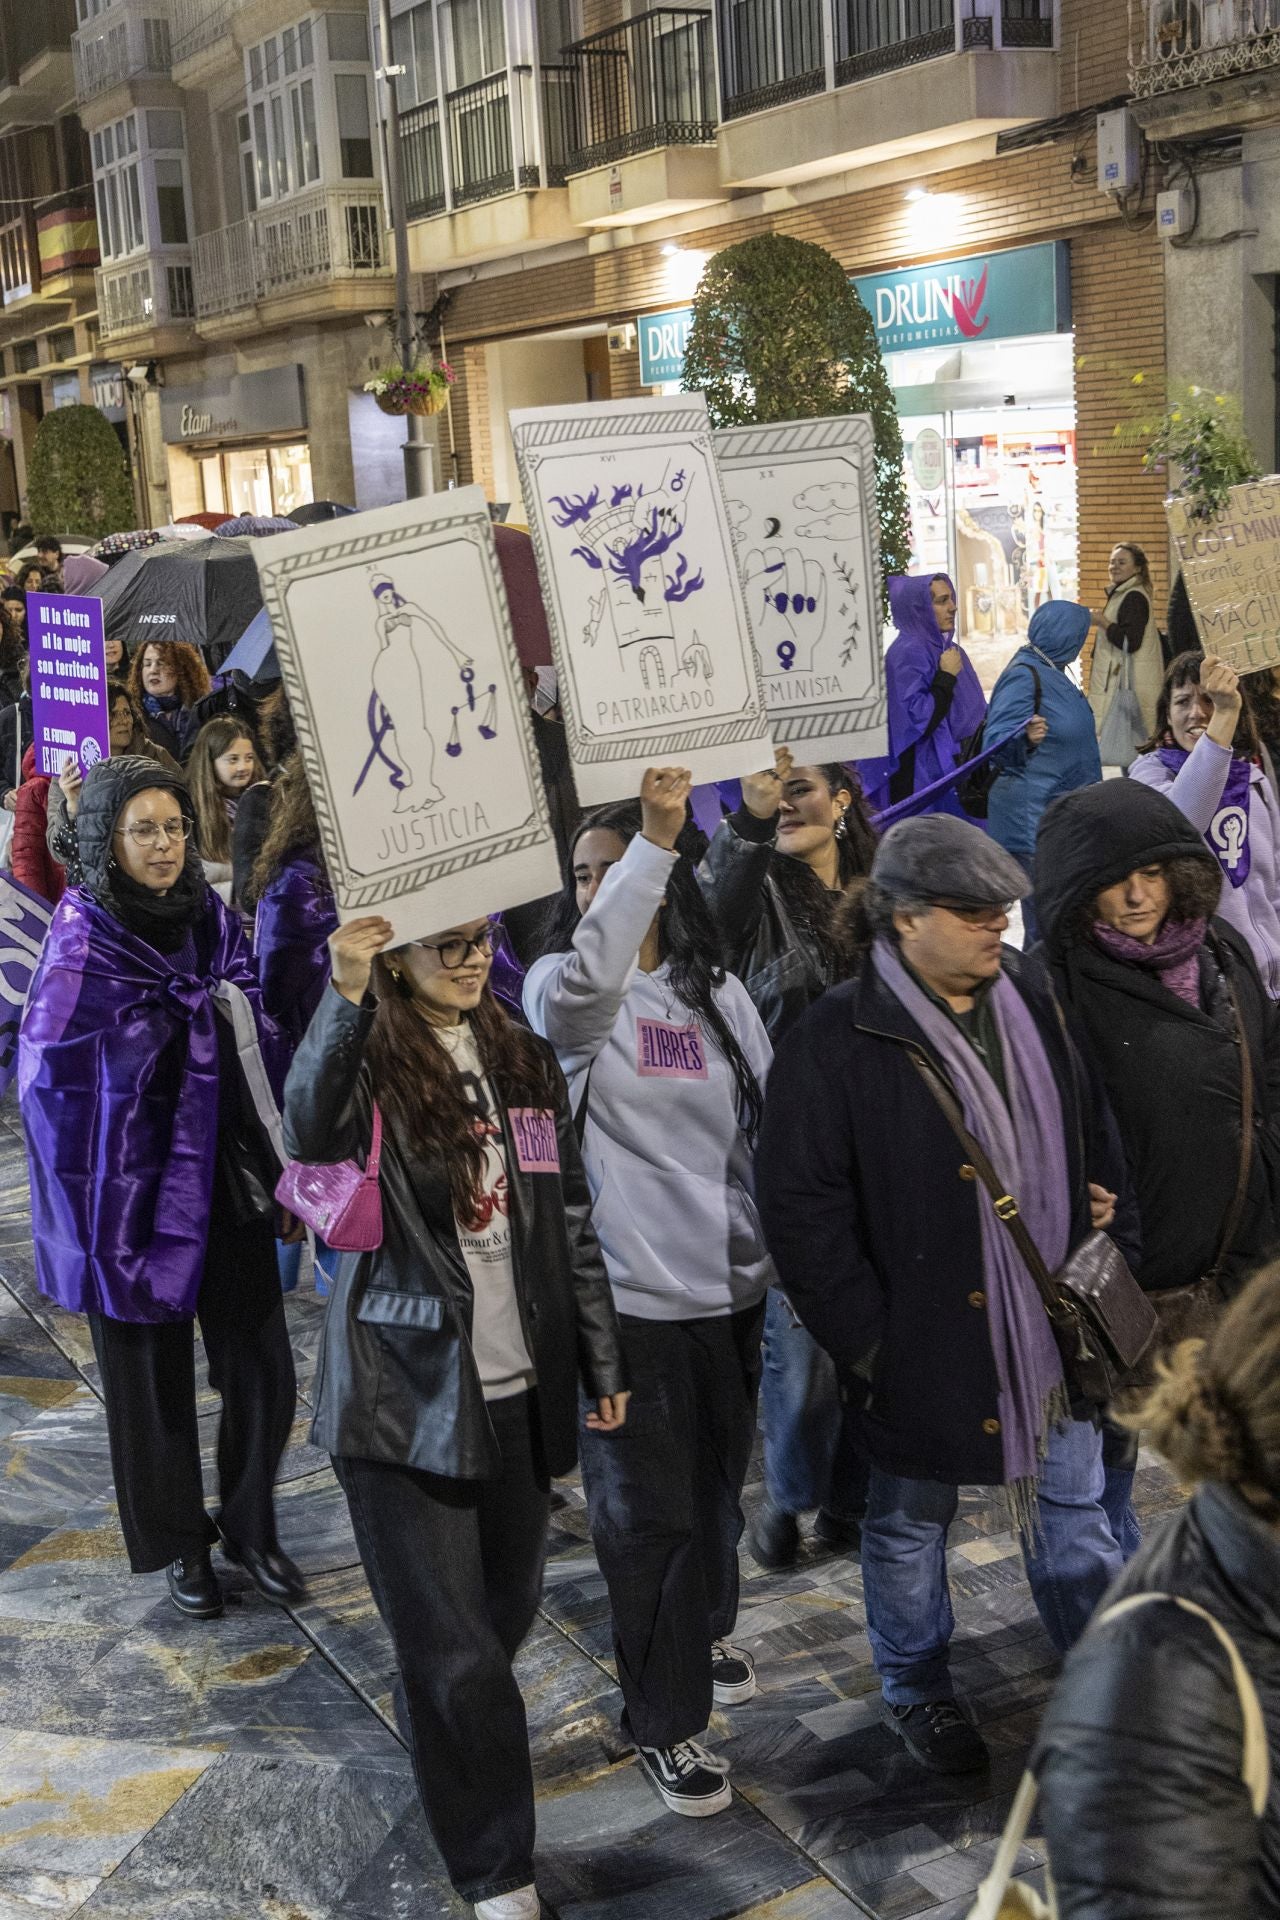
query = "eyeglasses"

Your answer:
(412, 928), (496, 969)
(932, 899), (1014, 929)
(115, 817), (190, 848)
